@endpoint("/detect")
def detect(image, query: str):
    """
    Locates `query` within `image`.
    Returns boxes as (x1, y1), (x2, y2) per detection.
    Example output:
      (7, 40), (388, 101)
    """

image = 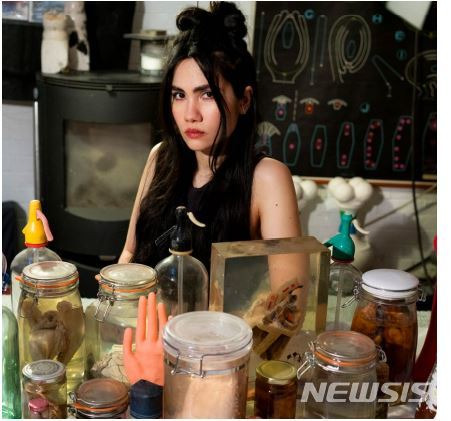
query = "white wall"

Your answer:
(2, 1), (437, 274)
